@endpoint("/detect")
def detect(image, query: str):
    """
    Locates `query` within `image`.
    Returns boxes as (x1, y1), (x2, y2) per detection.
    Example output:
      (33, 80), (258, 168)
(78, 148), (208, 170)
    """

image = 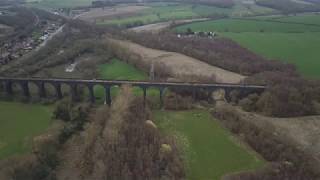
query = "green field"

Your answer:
(99, 58), (147, 80)
(222, 32), (320, 77)
(27, 0), (93, 8)
(99, 2), (277, 26)
(175, 18), (320, 78)
(154, 110), (264, 180)
(0, 102), (52, 159)
(175, 19), (320, 32)
(268, 13), (320, 25)
(94, 58), (159, 102)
